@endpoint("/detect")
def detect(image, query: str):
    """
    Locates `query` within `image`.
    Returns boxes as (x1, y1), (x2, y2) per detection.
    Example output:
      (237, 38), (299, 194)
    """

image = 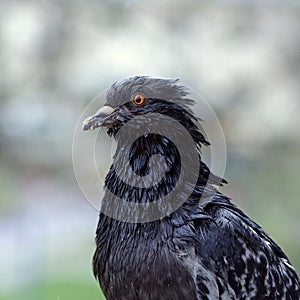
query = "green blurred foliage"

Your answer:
(0, 281), (104, 300)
